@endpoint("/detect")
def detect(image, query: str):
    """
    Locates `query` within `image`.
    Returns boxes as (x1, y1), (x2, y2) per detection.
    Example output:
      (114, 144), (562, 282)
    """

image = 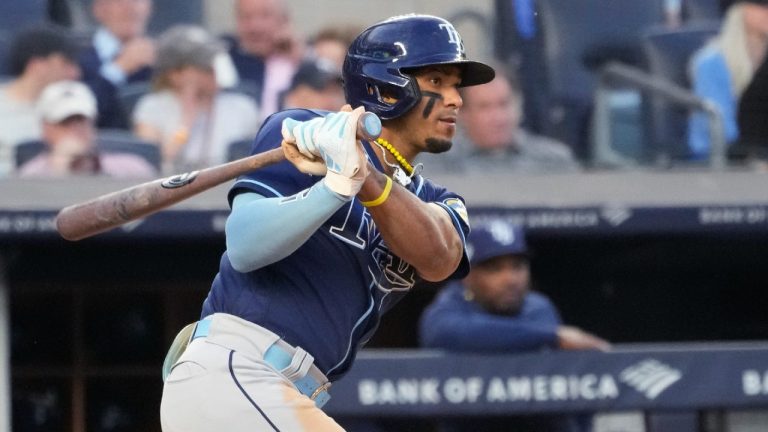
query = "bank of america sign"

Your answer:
(620, 359), (682, 400)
